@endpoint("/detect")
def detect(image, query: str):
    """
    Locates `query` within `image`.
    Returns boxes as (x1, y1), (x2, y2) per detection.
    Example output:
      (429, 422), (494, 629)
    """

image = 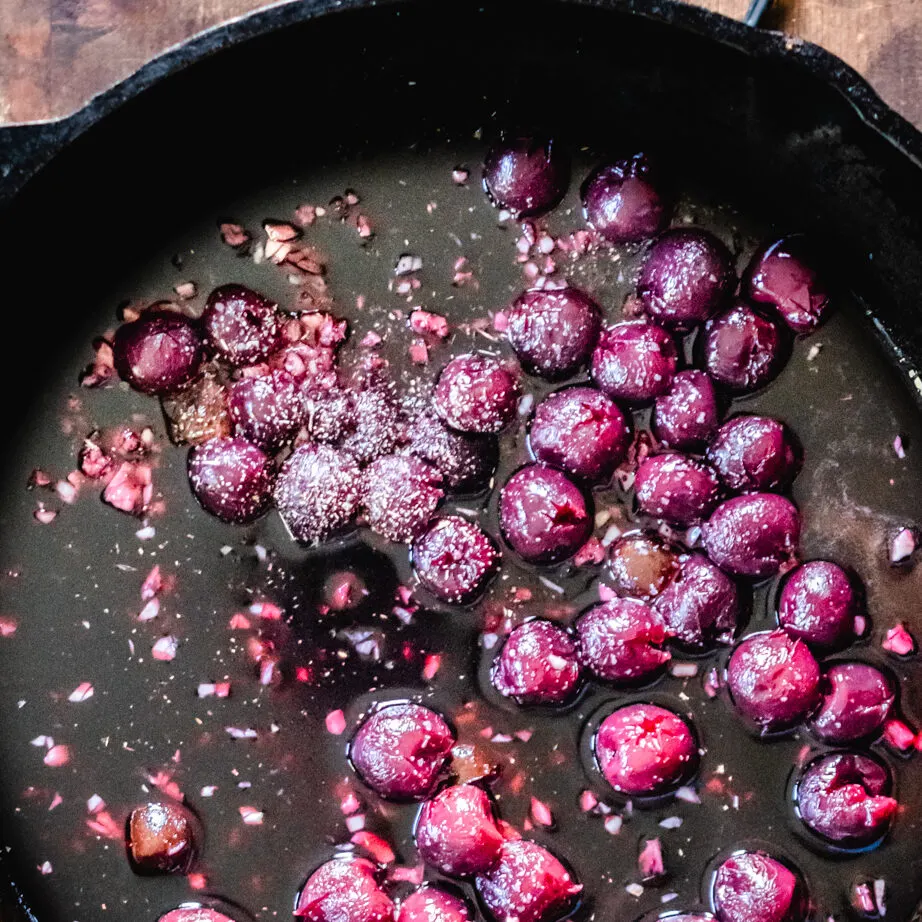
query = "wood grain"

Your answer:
(0, 0), (920, 128)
